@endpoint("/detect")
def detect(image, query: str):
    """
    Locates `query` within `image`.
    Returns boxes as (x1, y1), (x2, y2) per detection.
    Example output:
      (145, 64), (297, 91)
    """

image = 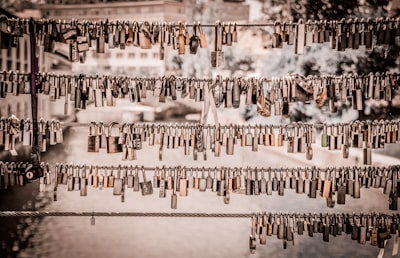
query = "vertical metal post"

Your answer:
(29, 18), (40, 170)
